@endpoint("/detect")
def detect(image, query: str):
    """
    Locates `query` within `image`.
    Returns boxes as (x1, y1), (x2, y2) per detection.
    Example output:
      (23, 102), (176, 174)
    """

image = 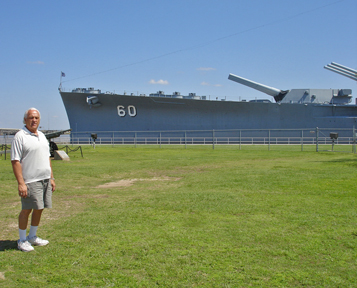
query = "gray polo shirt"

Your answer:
(11, 126), (51, 184)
